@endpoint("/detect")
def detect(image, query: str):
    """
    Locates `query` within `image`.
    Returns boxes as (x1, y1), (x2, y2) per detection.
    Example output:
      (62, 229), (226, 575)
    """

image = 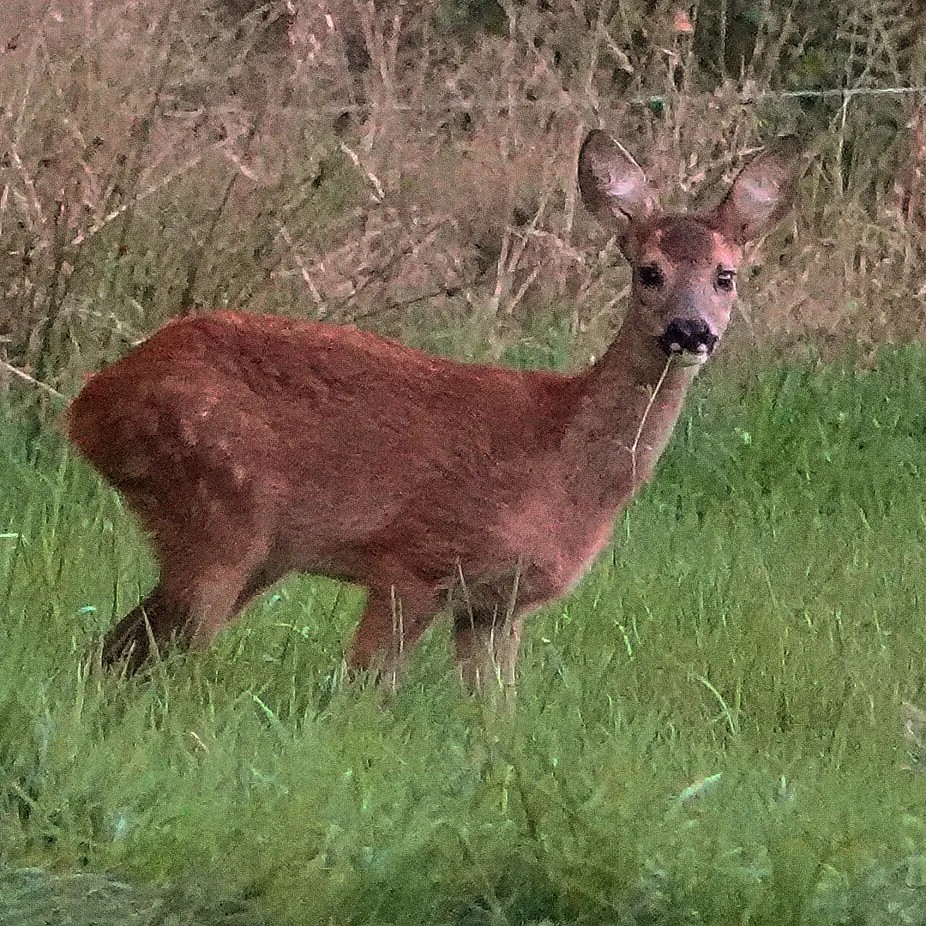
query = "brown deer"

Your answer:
(67, 130), (800, 686)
